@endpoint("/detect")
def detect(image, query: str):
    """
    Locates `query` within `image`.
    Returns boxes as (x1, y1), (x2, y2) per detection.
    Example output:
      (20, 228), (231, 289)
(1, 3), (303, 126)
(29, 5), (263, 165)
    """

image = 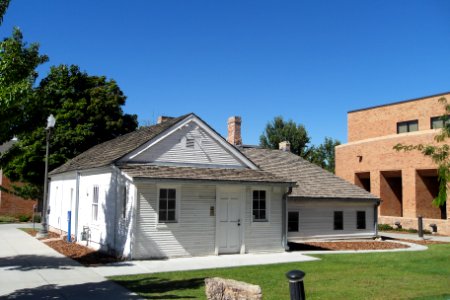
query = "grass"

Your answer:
(110, 244), (450, 300)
